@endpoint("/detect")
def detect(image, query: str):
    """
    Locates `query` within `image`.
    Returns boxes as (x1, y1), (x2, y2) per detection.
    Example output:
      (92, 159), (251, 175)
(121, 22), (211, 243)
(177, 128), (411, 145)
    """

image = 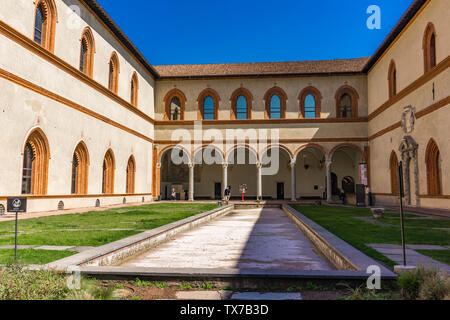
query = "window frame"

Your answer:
(198, 88), (220, 120)
(299, 86), (322, 119)
(264, 87), (287, 119)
